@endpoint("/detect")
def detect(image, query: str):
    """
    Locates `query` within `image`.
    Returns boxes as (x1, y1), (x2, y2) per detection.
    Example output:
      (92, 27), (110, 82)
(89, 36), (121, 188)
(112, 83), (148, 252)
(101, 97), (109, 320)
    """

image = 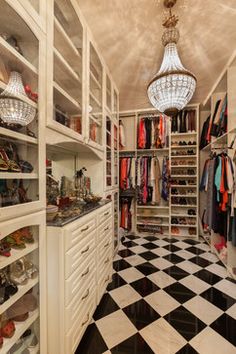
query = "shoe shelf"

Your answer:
(171, 175), (197, 178)
(171, 185), (197, 188)
(171, 233), (197, 238)
(0, 127), (38, 145)
(171, 194), (198, 197)
(2, 309), (39, 354)
(171, 131), (197, 137)
(171, 204), (197, 208)
(171, 224), (197, 228)
(136, 214), (169, 218)
(171, 165), (197, 168)
(0, 242), (38, 269)
(172, 214), (197, 218)
(0, 172), (38, 179)
(0, 276), (38, 314)
(137, 205), (169, 209)
(171, 155), (197, 158)
(137, 222), (169, 227)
